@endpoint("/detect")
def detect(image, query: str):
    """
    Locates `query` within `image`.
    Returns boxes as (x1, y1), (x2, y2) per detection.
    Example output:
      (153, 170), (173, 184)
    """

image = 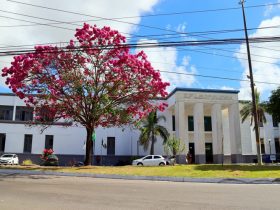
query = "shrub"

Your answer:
(22, 159), (33, 166)
(42, 154), (59, 166)
(40, 149), (59, 166)
(41, 148), (54, 160)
